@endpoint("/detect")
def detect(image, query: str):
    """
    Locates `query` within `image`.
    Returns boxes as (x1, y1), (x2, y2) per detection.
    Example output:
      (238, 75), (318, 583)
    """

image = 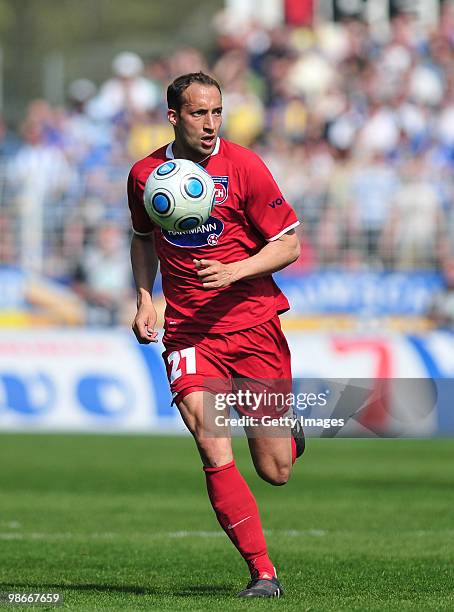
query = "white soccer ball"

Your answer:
(143, 158), (216, 232)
